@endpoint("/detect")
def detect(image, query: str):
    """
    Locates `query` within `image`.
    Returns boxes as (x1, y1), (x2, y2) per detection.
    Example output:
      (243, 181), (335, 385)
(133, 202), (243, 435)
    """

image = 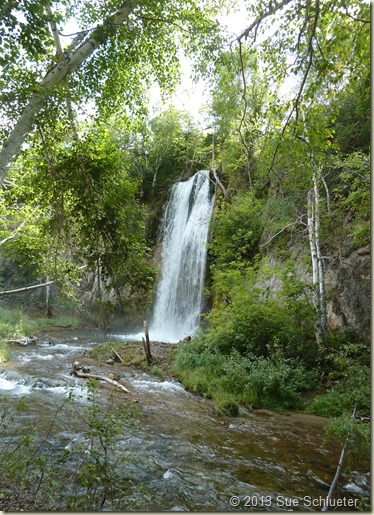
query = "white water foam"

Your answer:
(0, 376), (32, 395)
(132, 379), (187, 394)
(18, 352), (65, 364)
(38, 342), (87, 351)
